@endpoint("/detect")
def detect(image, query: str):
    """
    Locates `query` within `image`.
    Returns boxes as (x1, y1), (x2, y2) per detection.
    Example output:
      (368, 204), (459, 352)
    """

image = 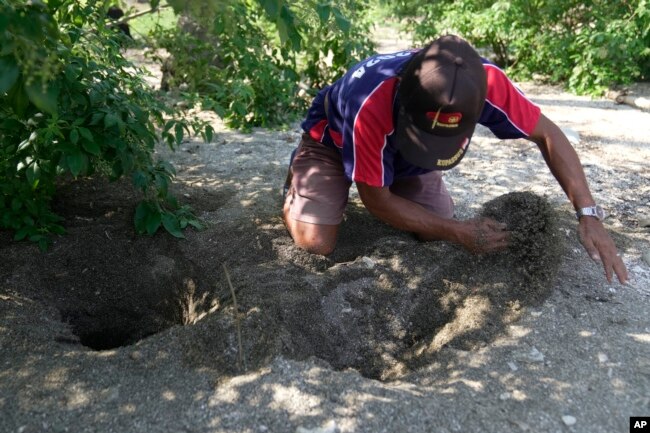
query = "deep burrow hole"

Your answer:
(61, 307), (173, 351)
(60, 277), (215, 351)
(49, 227), (224, 352)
